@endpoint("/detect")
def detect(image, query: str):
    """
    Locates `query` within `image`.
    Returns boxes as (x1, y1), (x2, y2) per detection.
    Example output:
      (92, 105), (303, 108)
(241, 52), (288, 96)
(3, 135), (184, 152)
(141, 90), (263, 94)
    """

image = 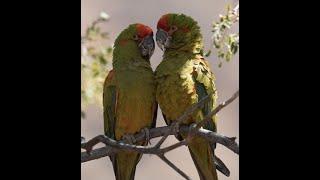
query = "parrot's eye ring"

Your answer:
(170, 26), (178, 31)
(168, 26), (178, 35)
(133, 34), (139, 41)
